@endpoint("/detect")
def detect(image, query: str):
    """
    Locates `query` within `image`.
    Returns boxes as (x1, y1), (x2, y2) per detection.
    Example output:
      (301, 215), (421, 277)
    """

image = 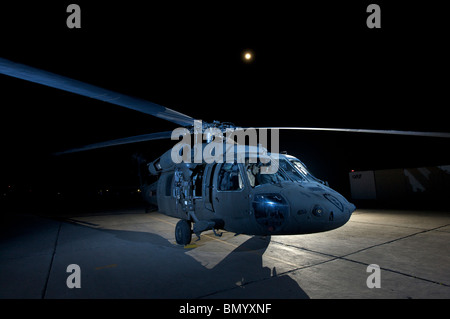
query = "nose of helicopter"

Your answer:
(341, 201), (356, 224)
(283, 185), (356, 234)
(314, 199), (355, 232)
(324, 204), (353, 226)
(325, 195), (356, 227)
(348, 202), (356, 214)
